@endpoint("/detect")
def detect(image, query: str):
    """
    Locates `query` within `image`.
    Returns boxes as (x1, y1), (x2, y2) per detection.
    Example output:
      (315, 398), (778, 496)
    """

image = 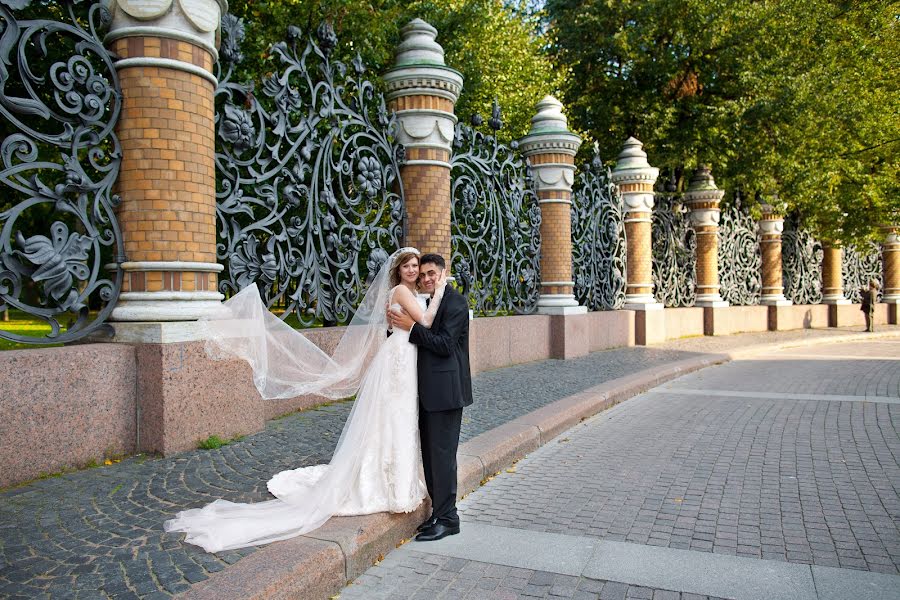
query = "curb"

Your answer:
(177, 331), (897, 600)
